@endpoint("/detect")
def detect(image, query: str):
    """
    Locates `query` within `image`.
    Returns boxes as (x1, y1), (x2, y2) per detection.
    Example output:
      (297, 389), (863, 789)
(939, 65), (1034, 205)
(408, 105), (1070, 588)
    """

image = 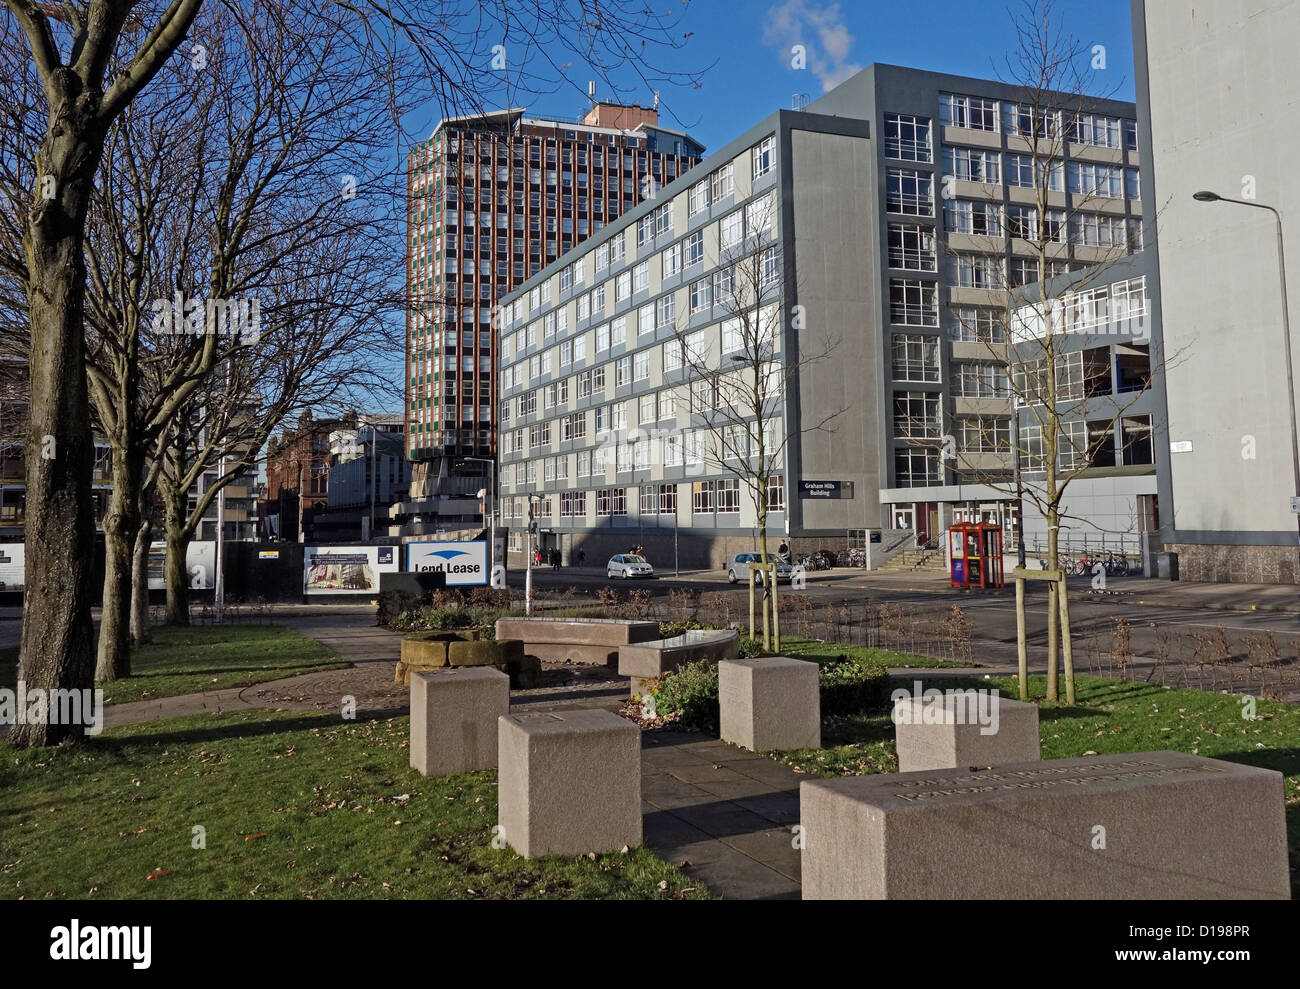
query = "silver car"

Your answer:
(607, 554), (655, 579)
(727, 552), (794, 584)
